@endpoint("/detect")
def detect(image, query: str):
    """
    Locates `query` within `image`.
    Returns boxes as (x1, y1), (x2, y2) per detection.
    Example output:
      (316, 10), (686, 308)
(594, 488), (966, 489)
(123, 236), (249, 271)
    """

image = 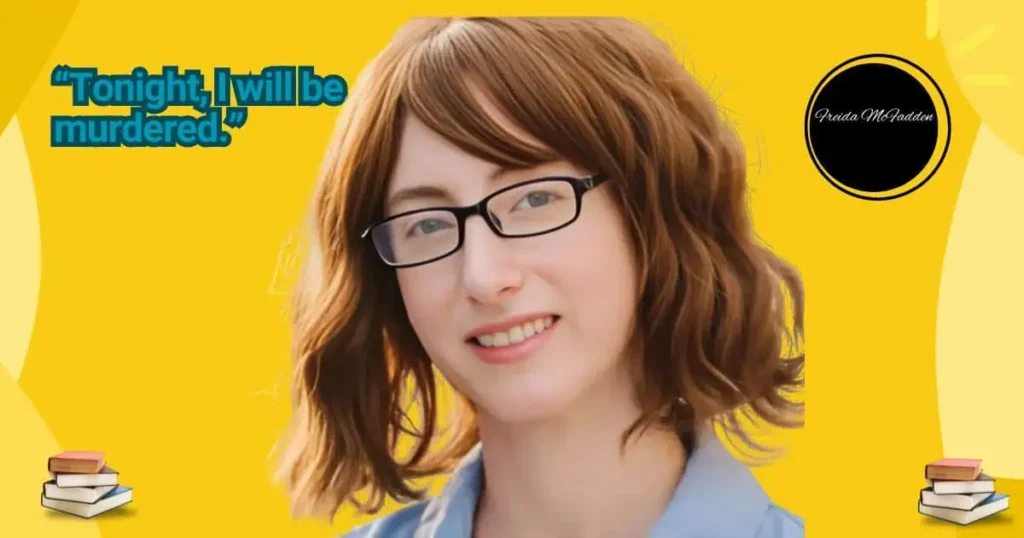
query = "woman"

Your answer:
(276, 17), (805, 538)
